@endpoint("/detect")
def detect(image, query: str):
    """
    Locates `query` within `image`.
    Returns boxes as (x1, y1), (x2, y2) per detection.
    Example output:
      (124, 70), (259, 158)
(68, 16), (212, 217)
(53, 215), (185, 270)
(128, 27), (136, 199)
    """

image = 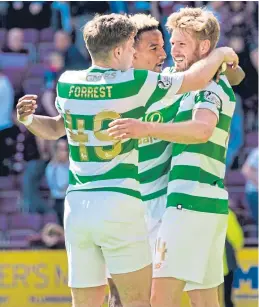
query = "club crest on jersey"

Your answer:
(157, 75), (172, 90)
(204, 91), (222, 110)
